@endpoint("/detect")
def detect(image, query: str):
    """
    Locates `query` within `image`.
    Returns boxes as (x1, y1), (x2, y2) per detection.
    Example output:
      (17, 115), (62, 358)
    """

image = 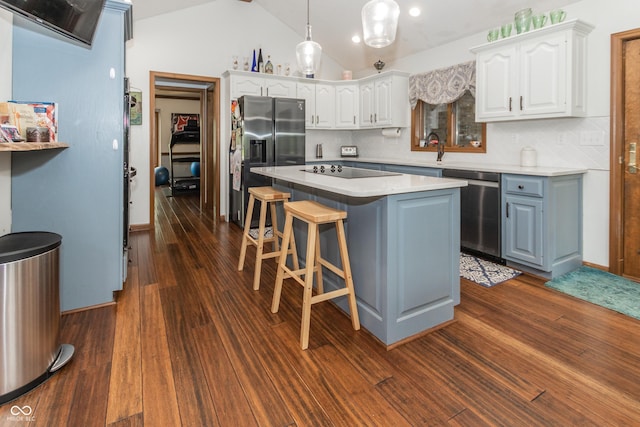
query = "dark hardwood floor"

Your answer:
(2, 188), (640, 426)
